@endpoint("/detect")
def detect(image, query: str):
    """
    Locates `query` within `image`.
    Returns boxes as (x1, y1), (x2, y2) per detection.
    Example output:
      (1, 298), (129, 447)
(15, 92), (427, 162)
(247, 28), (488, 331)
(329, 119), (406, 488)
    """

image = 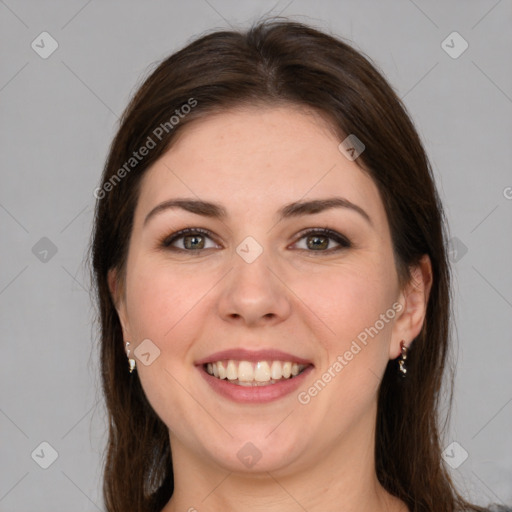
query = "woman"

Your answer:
(91, 19), (509, 512)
